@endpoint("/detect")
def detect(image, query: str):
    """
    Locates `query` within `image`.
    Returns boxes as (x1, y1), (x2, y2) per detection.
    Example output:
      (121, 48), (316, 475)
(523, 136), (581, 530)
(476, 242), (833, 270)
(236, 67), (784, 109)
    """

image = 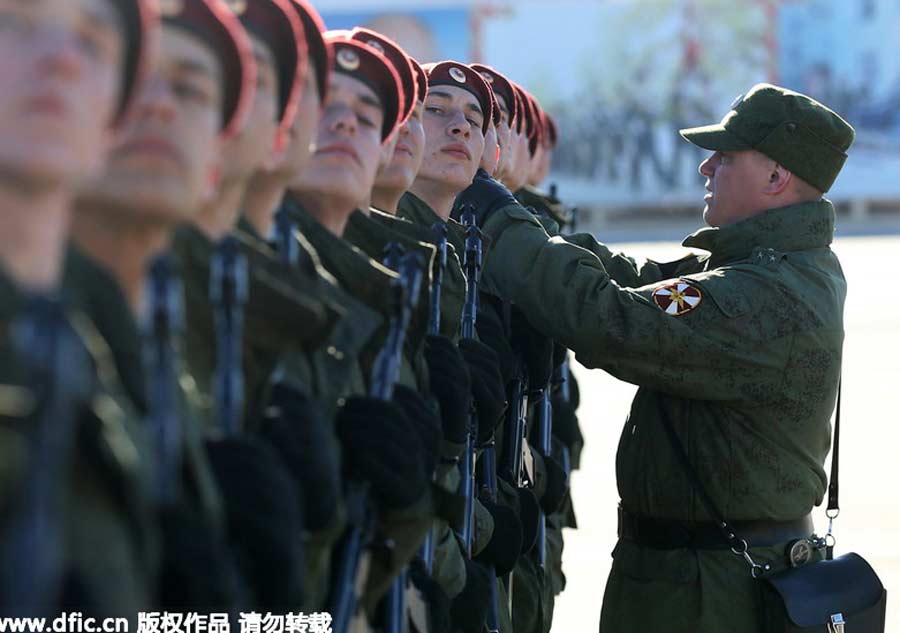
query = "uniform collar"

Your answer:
(682, 199), (836, 266)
